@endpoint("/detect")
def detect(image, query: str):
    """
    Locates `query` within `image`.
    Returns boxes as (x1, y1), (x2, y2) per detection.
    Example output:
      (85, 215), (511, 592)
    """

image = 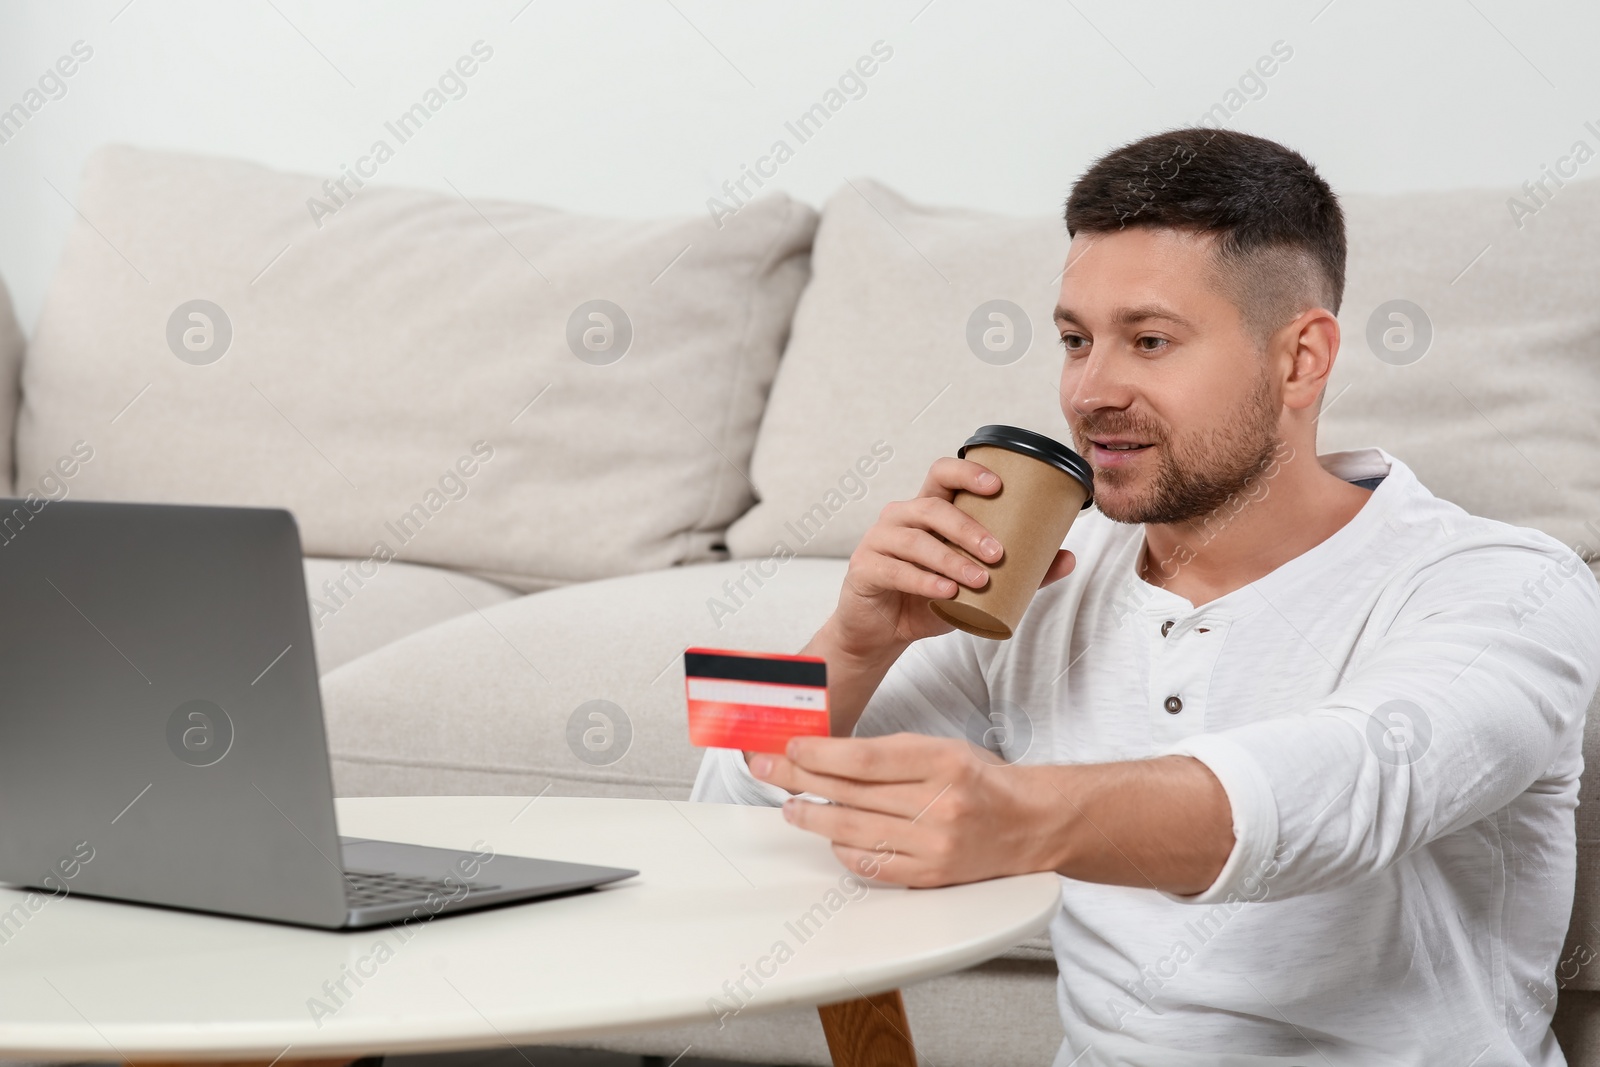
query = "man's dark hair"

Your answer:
(1065, 128), (1346, 348)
